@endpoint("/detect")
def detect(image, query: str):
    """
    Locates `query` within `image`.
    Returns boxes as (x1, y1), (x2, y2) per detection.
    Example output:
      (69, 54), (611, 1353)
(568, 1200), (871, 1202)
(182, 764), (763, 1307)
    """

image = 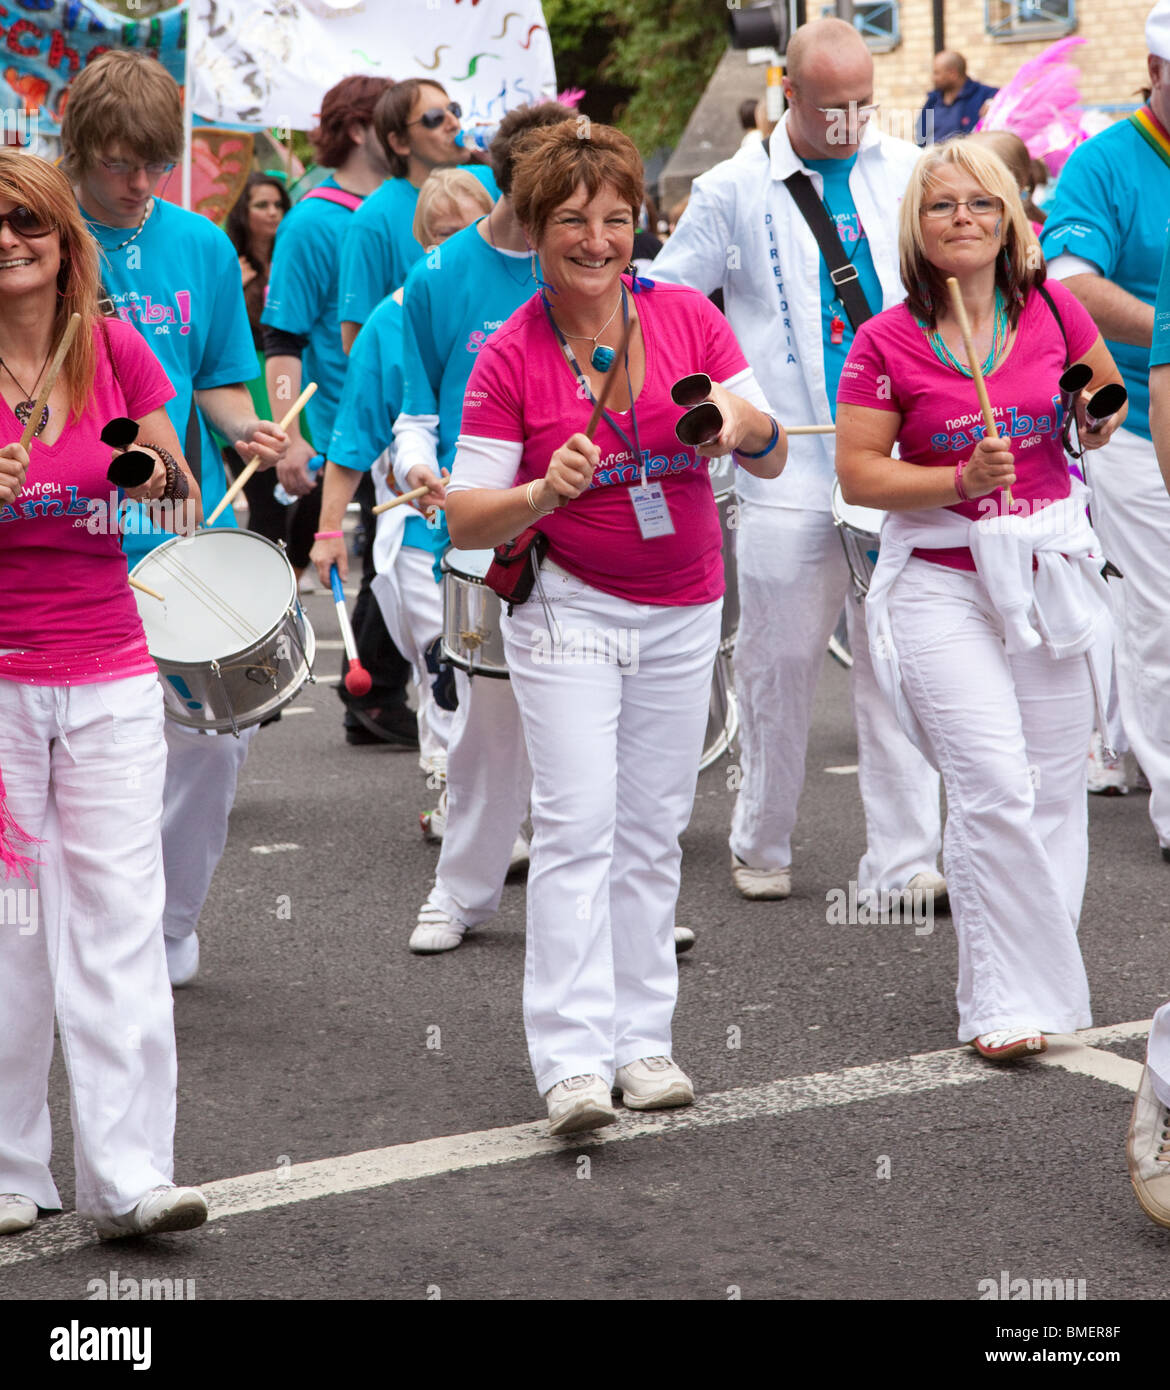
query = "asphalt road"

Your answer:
(4, 577), (1170, 1331)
